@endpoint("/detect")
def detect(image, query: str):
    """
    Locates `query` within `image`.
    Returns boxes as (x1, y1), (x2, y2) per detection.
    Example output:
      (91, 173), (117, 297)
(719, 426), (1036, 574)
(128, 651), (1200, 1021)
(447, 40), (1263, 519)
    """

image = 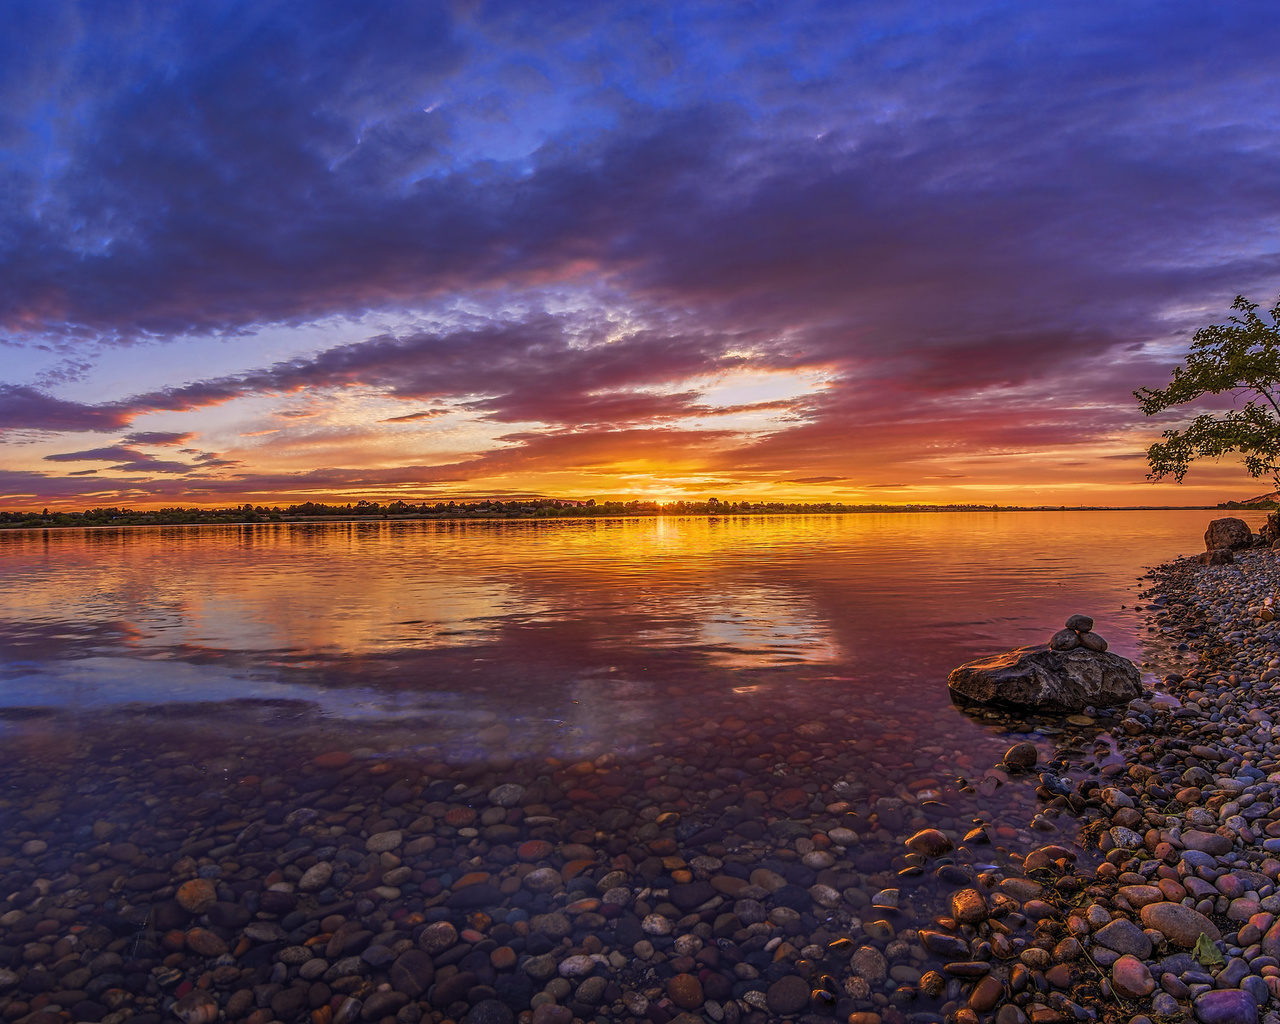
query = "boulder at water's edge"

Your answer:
(1205, 517), (1253, 551)
(948, 644), (1142, 713)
